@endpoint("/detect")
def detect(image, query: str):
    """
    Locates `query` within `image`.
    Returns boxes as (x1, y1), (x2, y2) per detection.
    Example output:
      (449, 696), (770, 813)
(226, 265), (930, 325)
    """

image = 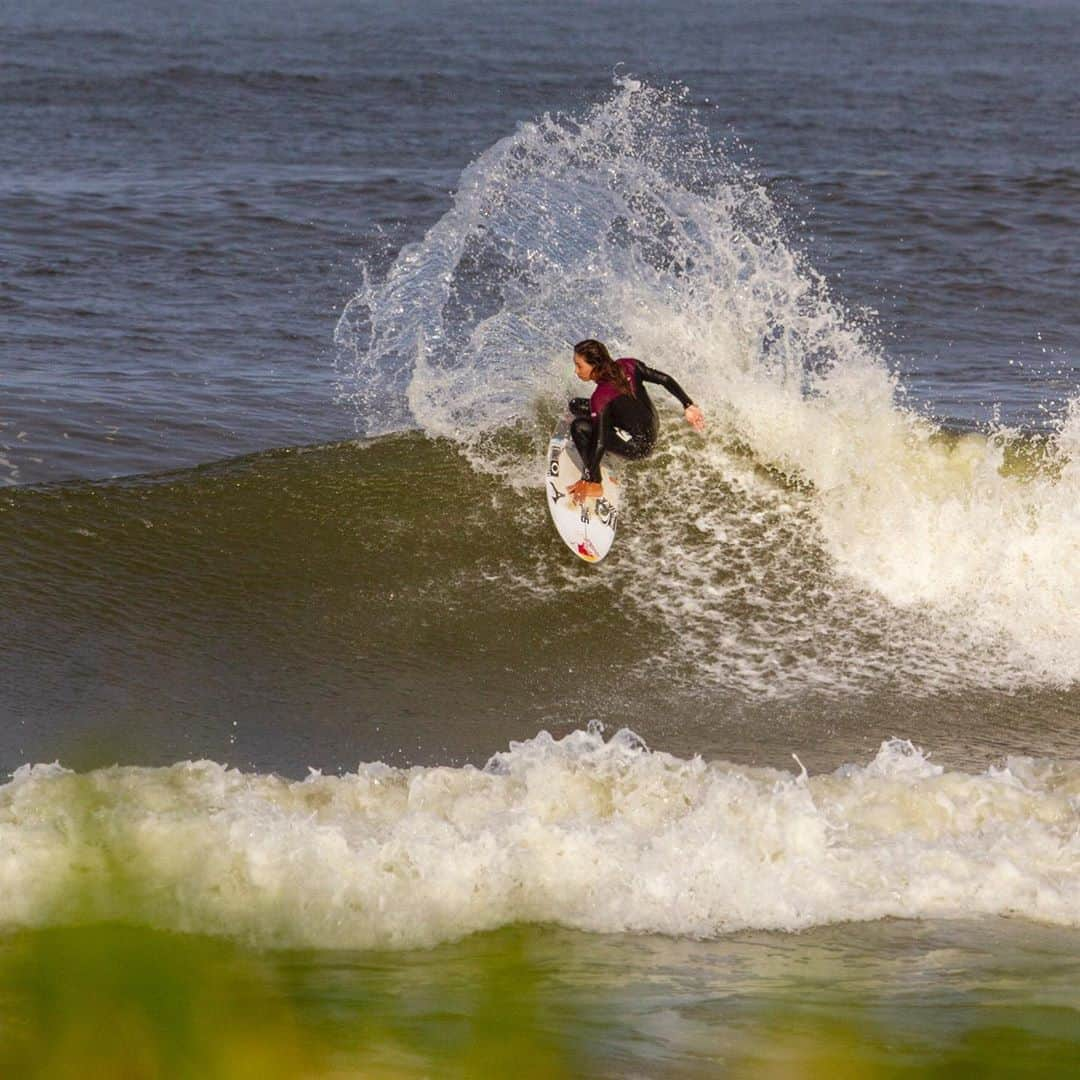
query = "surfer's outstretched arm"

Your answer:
(637, 362), (705, 431)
